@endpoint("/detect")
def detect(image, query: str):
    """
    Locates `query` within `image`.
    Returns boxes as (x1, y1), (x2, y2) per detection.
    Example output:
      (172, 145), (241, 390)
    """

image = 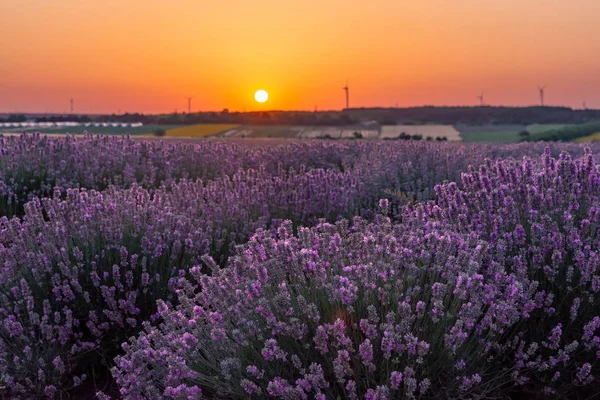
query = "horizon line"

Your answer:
(0, 104), (594, 116)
